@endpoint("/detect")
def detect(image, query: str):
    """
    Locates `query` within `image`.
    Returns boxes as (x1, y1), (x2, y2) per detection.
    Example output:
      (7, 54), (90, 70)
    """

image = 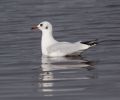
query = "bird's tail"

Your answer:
(81, 39), (98, 46)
